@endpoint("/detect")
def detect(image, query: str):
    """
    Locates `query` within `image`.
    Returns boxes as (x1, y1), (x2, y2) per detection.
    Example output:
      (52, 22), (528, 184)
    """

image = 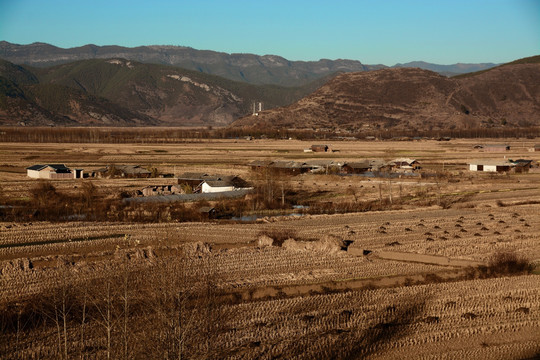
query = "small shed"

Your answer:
(342, 161), (371, 174)
(311, 144), (330, 153)
(198, 206), (217, 218)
